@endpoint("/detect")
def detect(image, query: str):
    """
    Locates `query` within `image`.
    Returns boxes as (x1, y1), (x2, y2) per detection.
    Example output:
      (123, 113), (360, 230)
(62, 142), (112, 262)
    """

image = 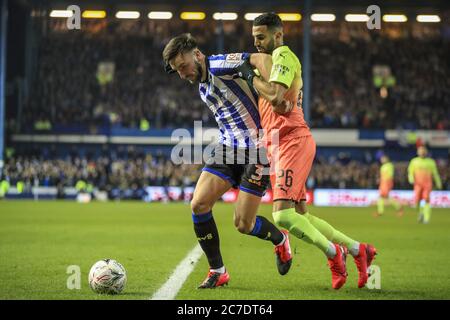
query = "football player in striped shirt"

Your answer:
(163, 33), (292, 289)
